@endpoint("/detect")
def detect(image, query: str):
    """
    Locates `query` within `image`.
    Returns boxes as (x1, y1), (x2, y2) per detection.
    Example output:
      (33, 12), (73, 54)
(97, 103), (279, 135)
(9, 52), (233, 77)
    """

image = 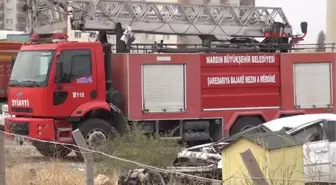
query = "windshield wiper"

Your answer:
(18, 80), (42, 87)
(8, 80), (19, 87)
